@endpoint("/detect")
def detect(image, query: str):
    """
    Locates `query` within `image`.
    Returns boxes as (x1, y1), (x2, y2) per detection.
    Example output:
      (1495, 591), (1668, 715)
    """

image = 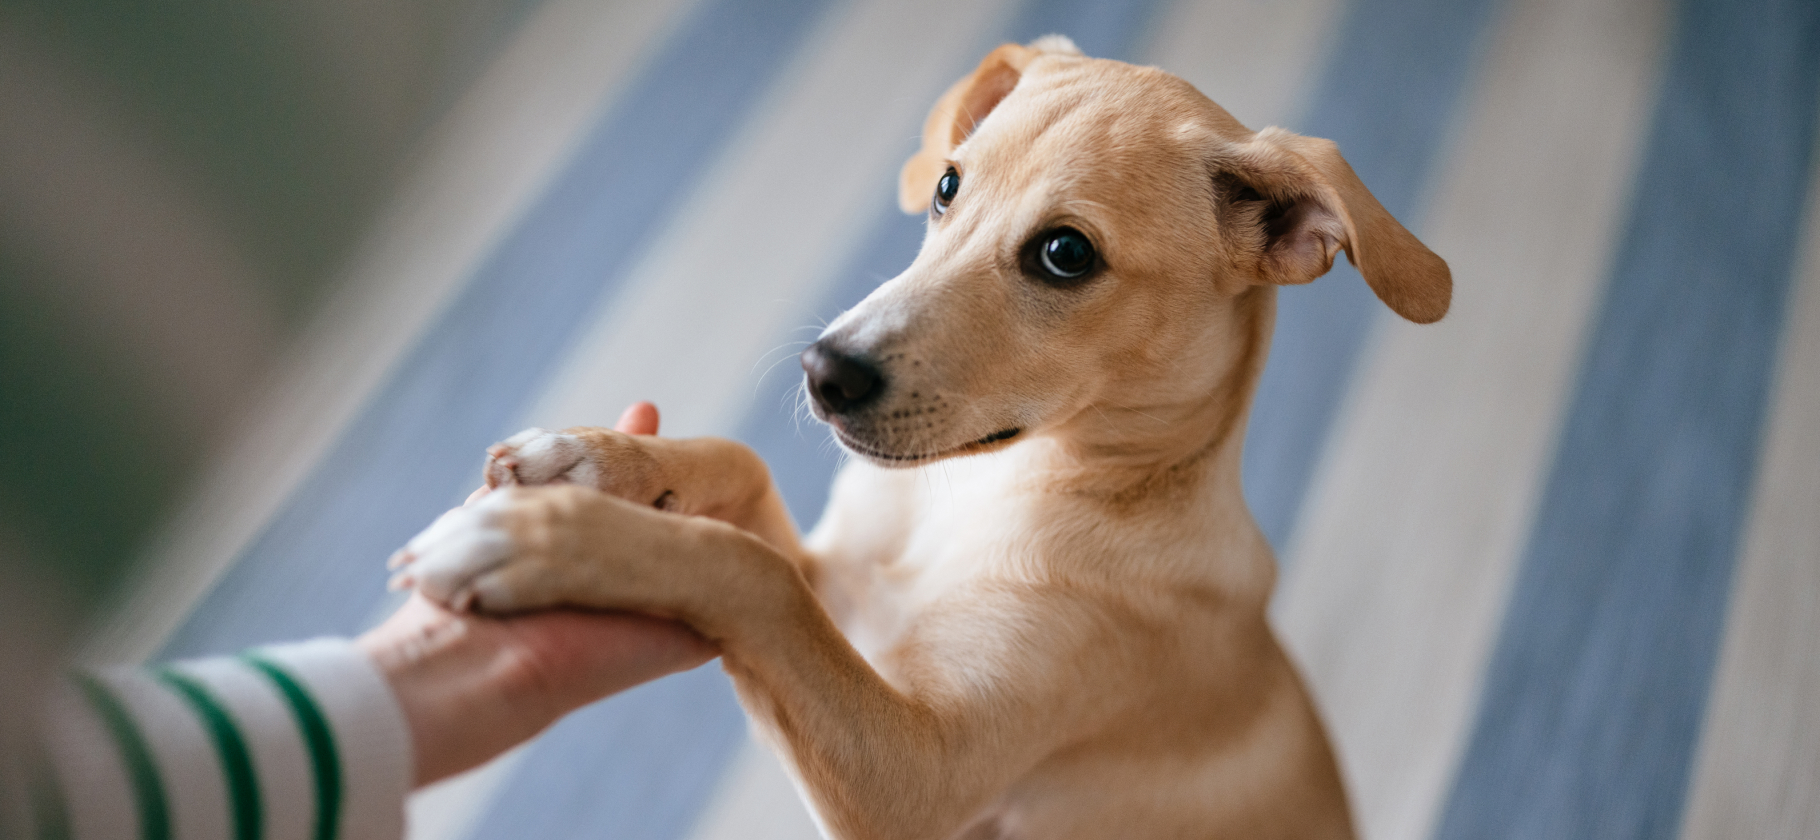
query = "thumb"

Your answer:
(615, 401), (660, 435)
